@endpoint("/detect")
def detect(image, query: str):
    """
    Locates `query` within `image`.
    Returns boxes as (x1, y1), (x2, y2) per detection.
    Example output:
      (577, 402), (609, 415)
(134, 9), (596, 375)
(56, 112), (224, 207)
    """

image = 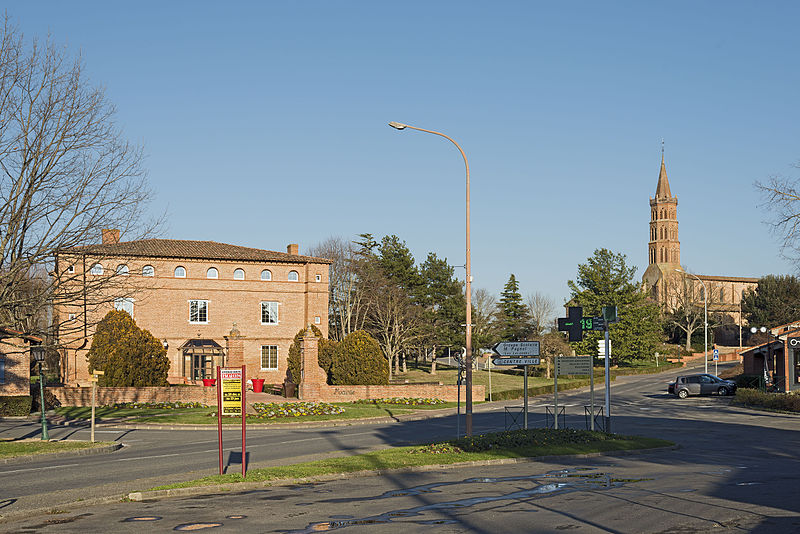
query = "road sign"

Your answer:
(220, 368), (243, 416)
(492, 357), (541, 366)
(492, 341), (540, 357)
(597, 339), (611, 357)
(713, 348), (719, 361)
(556, 356), (592, 375)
